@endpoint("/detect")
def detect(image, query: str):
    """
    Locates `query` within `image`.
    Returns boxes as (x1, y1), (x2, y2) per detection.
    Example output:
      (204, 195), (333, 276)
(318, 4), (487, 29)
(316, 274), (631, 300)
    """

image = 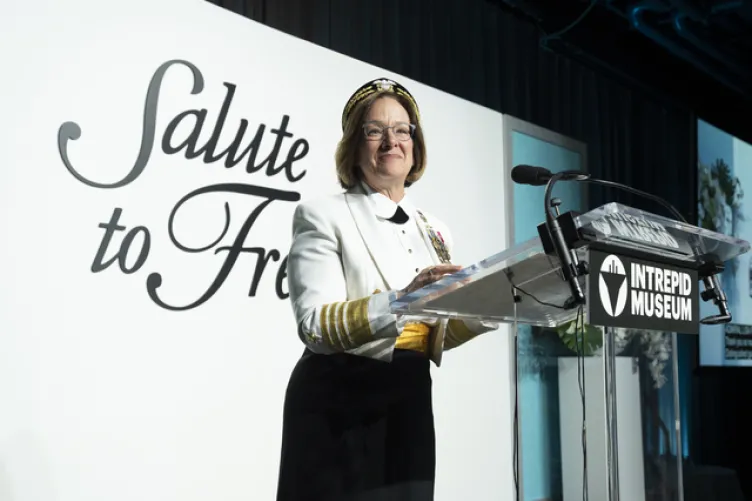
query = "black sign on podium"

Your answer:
(586, 247), (700, 335)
